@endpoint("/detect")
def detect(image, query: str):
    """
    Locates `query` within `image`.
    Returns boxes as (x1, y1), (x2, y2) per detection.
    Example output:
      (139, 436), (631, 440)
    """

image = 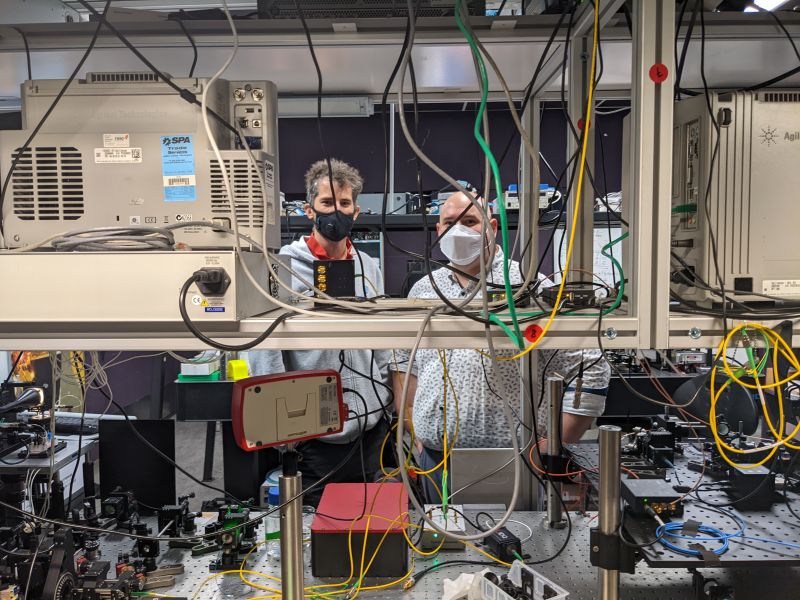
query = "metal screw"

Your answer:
(689, 327), (702, 340)
(252, 88), (264, 101)
(604, 327), (618, 340)
(233, 88), (245, 101)
(592, 545), (600, 553)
